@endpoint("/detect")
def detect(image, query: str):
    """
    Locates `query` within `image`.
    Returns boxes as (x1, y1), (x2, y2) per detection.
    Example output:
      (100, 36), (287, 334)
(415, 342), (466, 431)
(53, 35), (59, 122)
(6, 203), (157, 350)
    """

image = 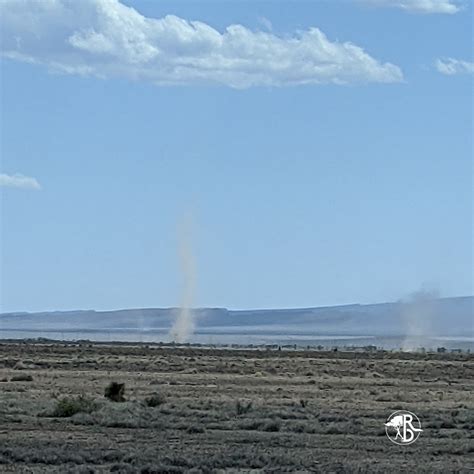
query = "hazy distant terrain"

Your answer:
(1, 296), (472, 349)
